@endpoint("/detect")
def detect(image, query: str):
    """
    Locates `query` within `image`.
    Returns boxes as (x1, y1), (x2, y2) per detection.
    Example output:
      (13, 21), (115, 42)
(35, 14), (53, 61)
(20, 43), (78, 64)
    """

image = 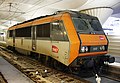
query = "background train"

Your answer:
(6, 11), (115, 73)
